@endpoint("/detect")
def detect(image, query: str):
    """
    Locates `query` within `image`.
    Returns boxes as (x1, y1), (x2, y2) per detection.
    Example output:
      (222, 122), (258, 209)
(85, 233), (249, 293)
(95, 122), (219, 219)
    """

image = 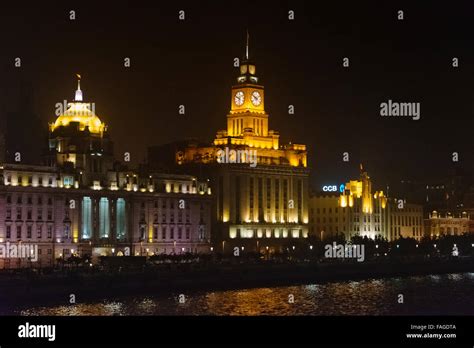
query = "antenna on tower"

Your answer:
(246, 30), (249, 60)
